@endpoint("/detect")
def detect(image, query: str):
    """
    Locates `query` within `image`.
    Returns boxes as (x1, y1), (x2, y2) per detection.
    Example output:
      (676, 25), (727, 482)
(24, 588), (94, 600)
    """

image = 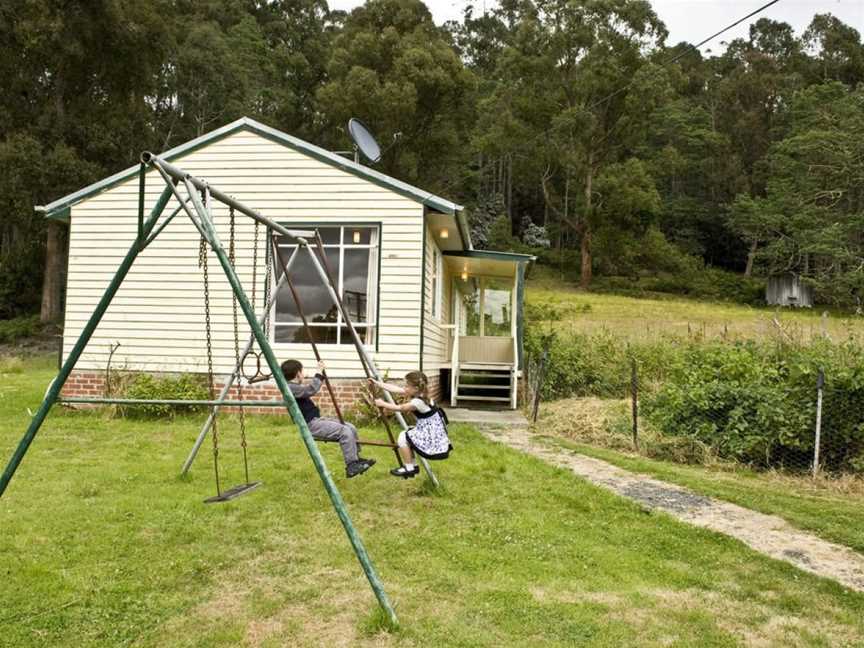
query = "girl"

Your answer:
(371, 371), (452, 479)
